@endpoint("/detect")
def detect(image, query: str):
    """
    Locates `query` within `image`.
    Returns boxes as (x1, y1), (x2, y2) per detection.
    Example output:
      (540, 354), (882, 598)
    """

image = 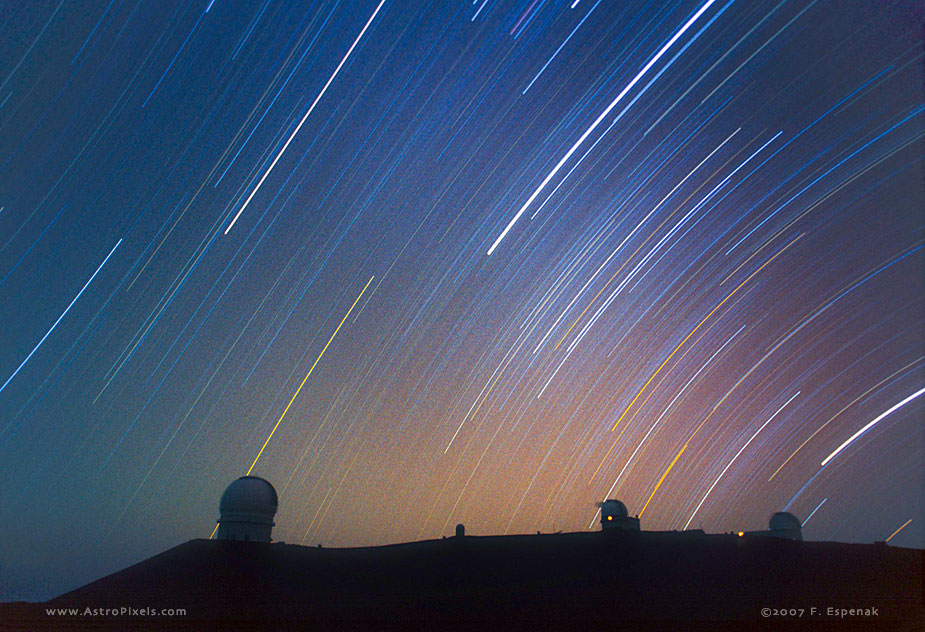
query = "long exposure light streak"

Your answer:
(224, 1), (388, 234)
(638, 443), (686, 517)
(820, 387), (925, 467)
(683, 390), (801, 530)
(541, 128), (741, 355)
(486, 0), (721, 255)
(885, 519), (912, 543)
(768, 359), (921, 481)
(611, 232), (803, 432)
(0, 239), (122, 394)
(801, 498), (826, 527)
(244, 276), (374, 477)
